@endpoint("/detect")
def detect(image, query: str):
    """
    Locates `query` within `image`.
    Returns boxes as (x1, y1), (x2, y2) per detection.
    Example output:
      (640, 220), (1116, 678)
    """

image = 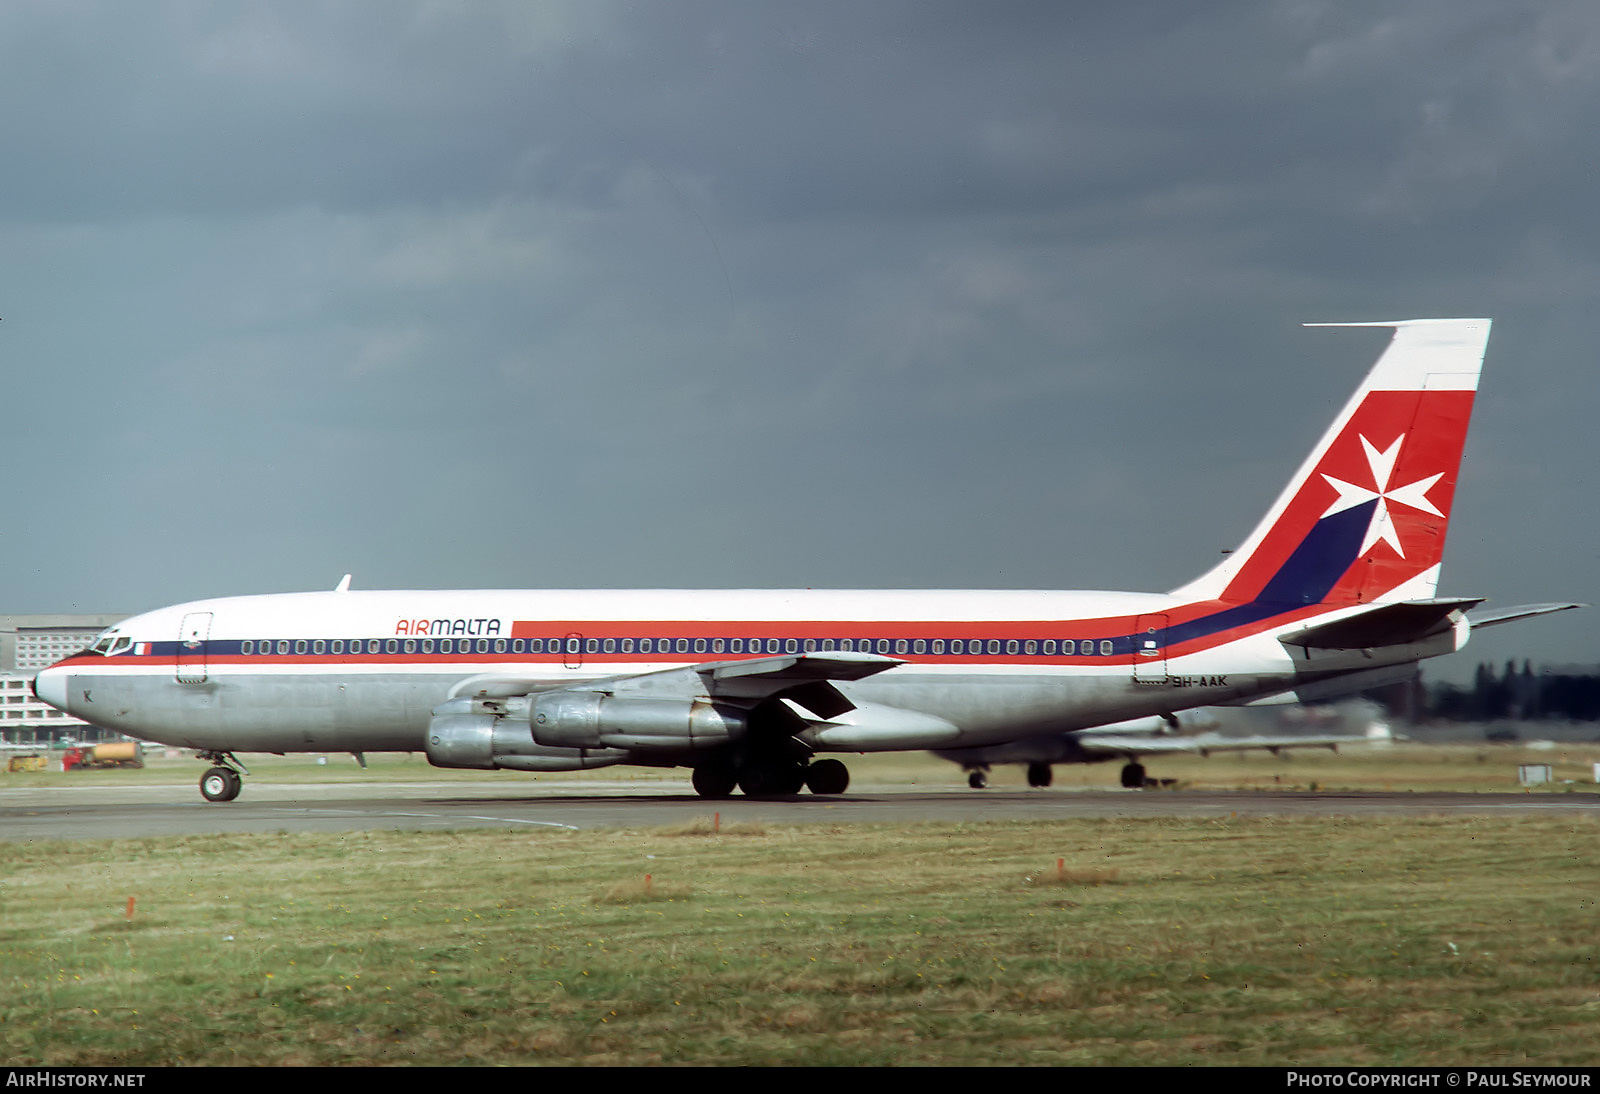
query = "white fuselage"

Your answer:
(32, 586), (1440, 760)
